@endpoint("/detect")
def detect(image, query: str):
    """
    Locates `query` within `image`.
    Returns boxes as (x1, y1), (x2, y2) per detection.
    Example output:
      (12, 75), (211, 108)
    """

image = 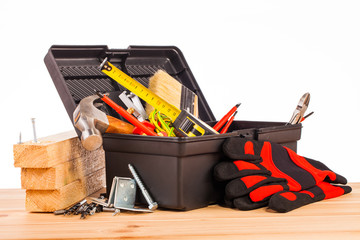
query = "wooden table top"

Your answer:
(1, 183), (359, 240)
